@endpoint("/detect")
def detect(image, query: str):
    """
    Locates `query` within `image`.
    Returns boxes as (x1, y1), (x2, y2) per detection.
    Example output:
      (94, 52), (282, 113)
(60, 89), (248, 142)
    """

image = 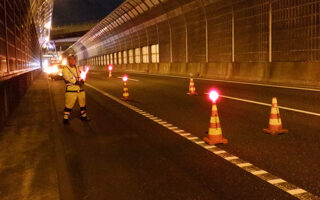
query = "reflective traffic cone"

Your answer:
(122, 81), (129, 101)
(108, 71), (112, 78)
(263, 97), (288, 135)
(203, 103), (228, 145)
(187, 78), (197, 95)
